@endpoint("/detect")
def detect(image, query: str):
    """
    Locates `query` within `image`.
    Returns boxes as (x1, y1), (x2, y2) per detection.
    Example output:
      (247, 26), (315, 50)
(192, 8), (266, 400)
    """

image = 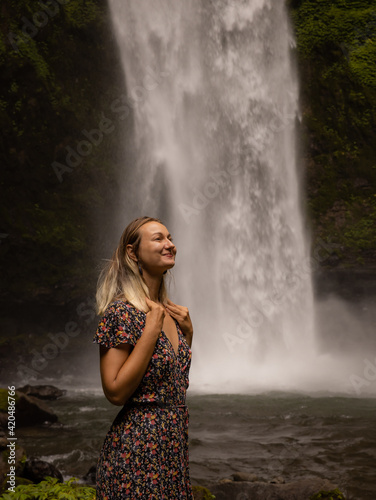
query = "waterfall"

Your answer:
(108, 0), (322, 392)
